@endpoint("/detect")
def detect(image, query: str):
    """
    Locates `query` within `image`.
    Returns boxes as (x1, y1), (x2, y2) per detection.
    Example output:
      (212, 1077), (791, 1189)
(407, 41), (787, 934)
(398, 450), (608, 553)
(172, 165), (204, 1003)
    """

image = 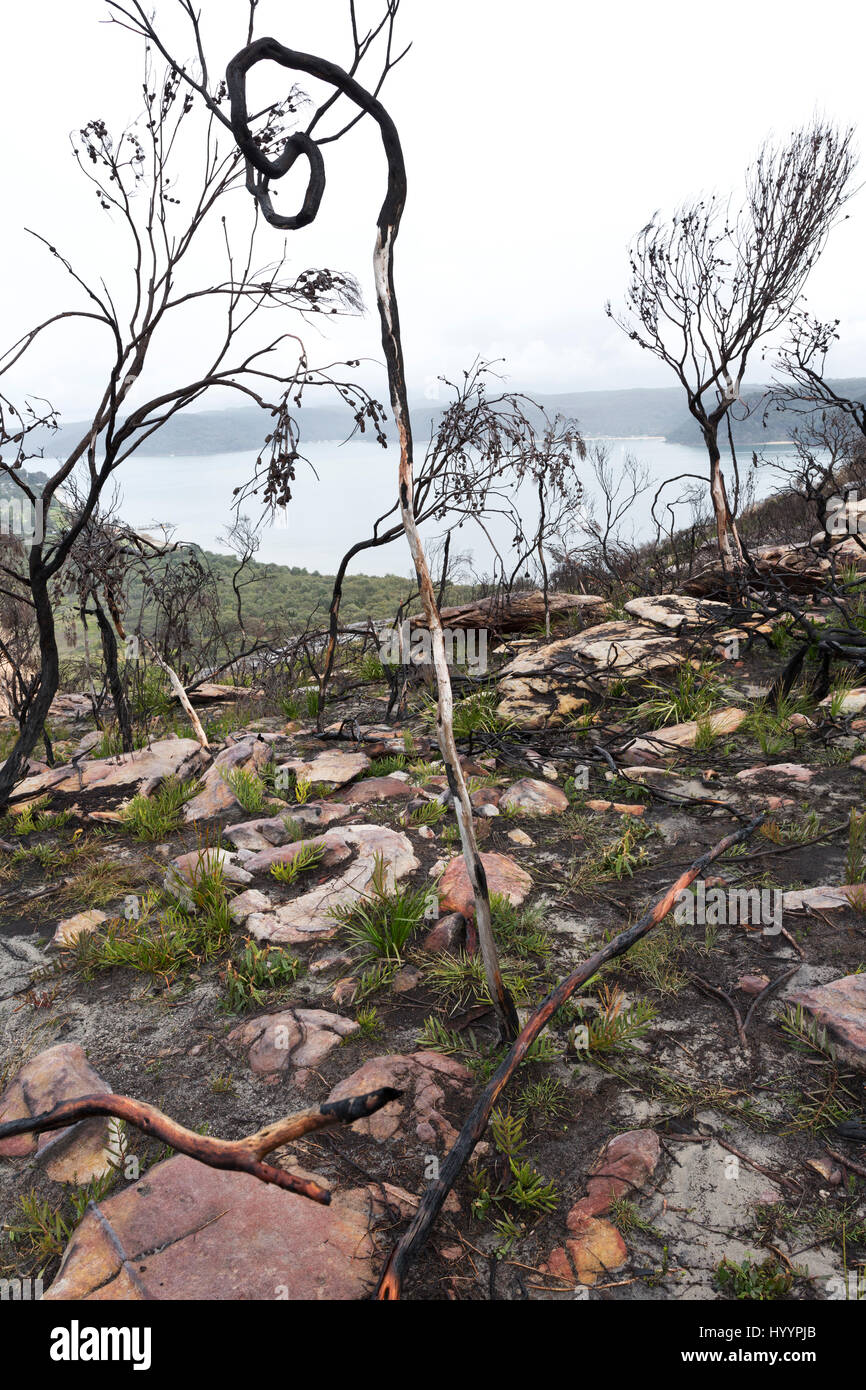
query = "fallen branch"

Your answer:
(825, 1147), (866, 1180)
(691, 974), (749, 1051)
(376, 813), (765, 1299)
(742, 966), (801, 1034)
(715, 1138), (803, 1193)
(0, 1087), (400, 1204)
(138, 634), (209, 750)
